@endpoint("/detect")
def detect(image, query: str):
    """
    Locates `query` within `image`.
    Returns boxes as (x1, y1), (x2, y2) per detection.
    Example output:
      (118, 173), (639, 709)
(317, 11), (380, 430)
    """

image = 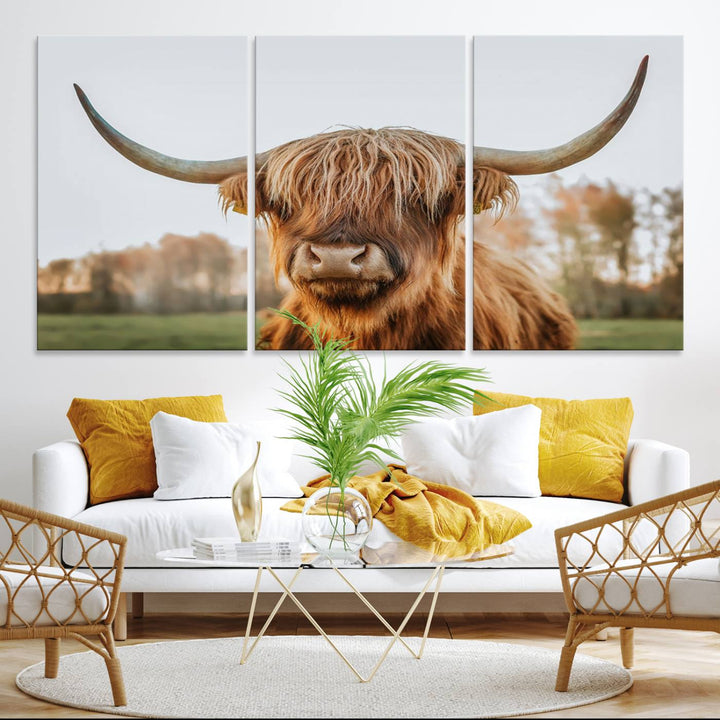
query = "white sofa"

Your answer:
(33, 437), (689, 636)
